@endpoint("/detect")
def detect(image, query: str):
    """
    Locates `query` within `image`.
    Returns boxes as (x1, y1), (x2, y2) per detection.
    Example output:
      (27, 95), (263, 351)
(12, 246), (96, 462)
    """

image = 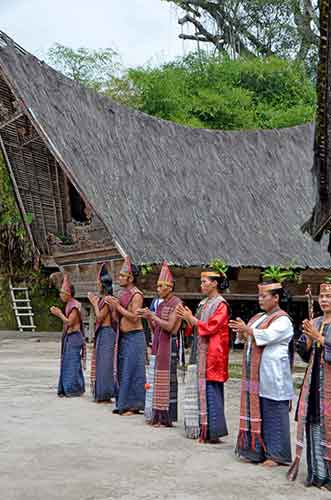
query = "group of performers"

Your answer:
(50, 257), (331, 491)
